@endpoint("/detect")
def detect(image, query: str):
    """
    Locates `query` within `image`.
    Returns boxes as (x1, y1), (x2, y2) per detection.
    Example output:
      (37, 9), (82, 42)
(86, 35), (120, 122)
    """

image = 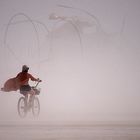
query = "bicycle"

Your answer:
(17, 81), (41, 118)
